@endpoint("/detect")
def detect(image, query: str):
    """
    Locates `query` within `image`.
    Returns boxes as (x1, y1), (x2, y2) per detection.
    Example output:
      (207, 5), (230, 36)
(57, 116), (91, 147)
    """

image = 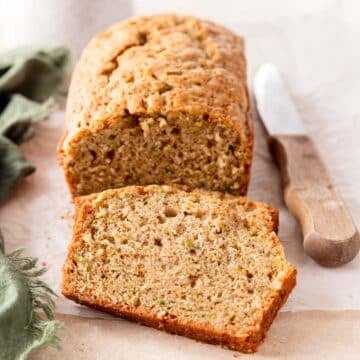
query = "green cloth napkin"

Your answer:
(0, 46), (70, 359)
(0, 231), (60, 360)
(0, 46), (69, 204)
